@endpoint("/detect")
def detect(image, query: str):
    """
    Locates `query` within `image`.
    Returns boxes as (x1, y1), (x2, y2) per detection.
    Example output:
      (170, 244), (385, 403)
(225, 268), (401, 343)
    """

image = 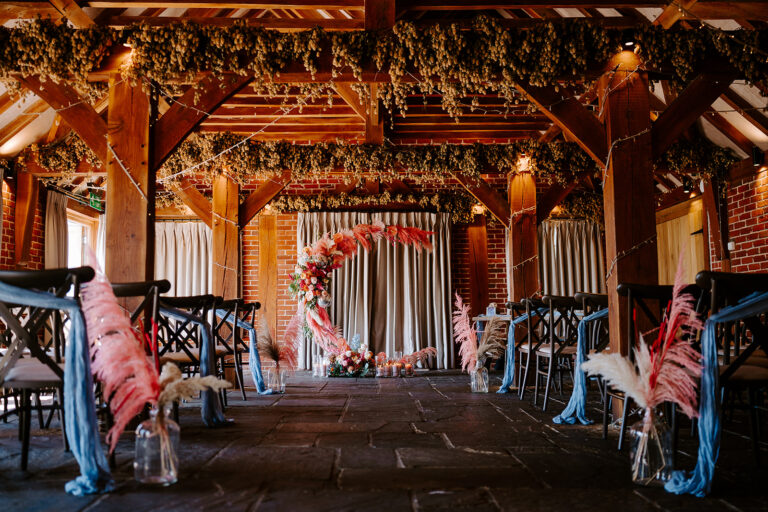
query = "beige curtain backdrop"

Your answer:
(297, 212), (453, 369)
(44, 190), (69, 269)
(155, 221), (212, 296)
(538, 219), (606, 296)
